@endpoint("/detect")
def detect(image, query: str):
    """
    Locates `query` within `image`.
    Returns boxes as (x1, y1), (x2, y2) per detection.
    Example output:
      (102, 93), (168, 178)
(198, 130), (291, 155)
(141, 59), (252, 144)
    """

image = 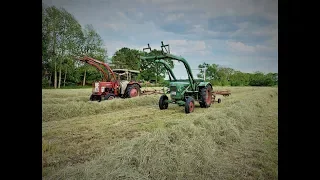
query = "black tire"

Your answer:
(200, 102), (205, 108)
(126, 84), (141, 98)
(159, 95), (168, 110)
(185, 97), (195, 114)
(97, 96), (102, 102)
(89, 95), (94, 101)
(104, 94), (115, 100)
(199, 85), (212, 108)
